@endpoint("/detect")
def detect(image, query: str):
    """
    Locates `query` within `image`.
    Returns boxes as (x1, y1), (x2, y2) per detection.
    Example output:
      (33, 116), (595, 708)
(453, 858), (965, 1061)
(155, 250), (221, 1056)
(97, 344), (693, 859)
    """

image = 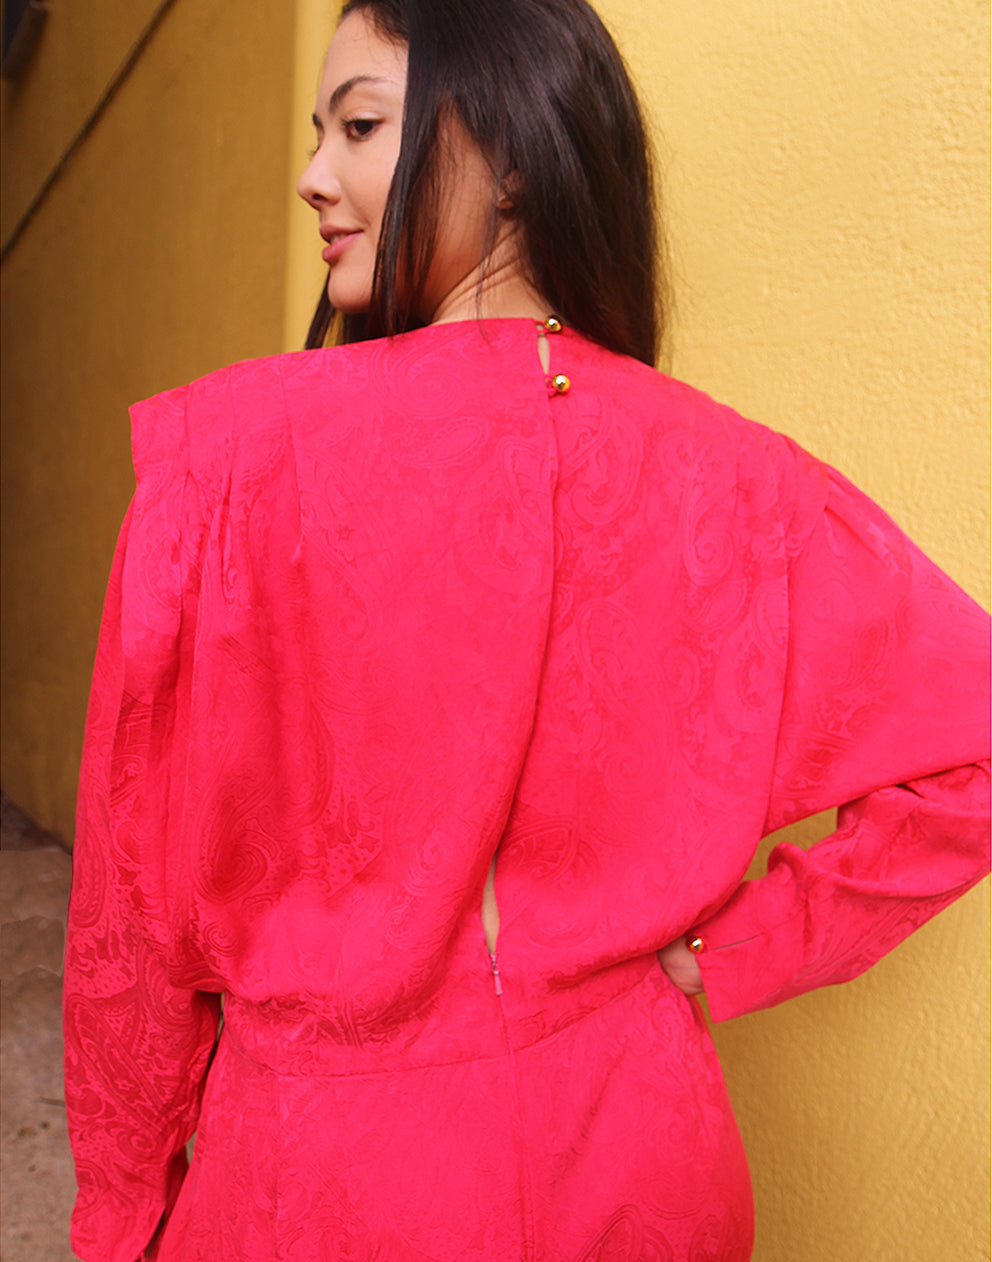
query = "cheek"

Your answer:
(371, 140), (402, 224)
